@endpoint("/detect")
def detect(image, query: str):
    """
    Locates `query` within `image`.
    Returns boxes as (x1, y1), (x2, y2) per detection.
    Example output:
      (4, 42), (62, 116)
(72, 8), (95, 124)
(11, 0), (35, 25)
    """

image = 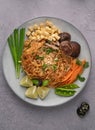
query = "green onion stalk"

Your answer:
(7, 28), (25, 78)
